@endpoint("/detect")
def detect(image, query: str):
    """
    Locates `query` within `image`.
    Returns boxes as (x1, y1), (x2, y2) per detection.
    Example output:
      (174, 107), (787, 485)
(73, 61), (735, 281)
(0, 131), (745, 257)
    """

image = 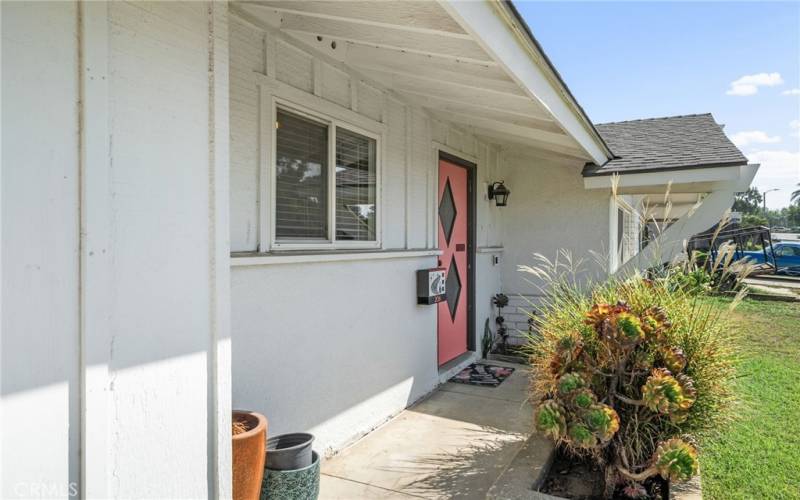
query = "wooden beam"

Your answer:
(395, 86), (548, 120)
(431, 109), (577, 149)
(395, 90), (557, 128)
(278, 14), (492, 63)
(498, 142), (587, 166)
(346, 43), (504, 73)
(462, 123), (588, 159)
(232, 6), (402, 104)
(242, 1), (470, 38)
(386, 76), (540, 112)
(349, 62), (524, 97)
